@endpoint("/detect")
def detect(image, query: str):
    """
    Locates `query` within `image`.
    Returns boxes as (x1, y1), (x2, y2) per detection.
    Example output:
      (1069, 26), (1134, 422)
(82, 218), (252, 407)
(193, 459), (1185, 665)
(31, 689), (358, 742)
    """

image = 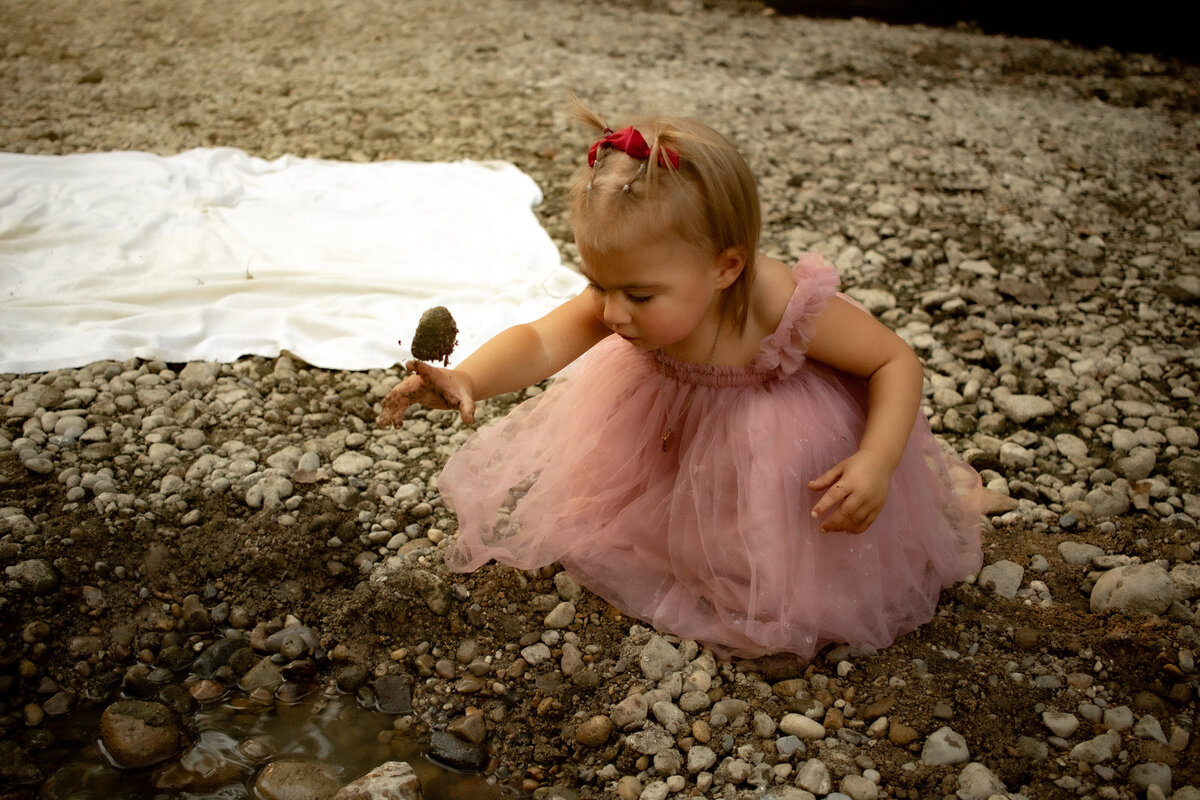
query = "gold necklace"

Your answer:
(661, 317), (724, 452)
